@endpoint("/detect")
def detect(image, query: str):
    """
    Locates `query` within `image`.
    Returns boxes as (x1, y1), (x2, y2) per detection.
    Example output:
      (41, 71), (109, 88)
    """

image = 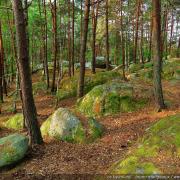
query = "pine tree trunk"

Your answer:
(0, 20), (3, 104)
(72, 0), (75, 76)
(133, 0), (141, 64)
(91, 0), (99, 74)
(105, 0), (110, 70)
(51, 0), (57, 92)
(12, 0), (43, 145)
(43, 0), (49, 88)
(152, 0), (166, 111)
(78, 0), (90, 98)
(68, 0), (72, 77)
